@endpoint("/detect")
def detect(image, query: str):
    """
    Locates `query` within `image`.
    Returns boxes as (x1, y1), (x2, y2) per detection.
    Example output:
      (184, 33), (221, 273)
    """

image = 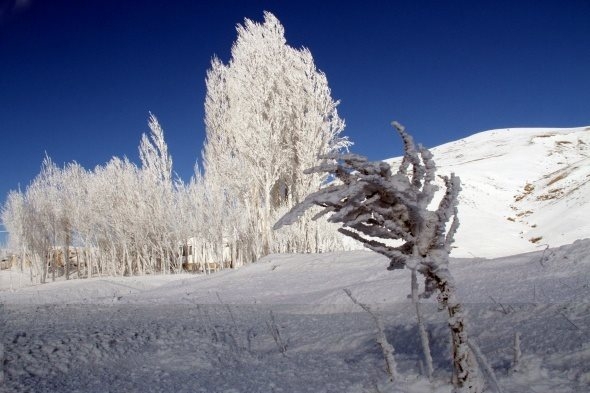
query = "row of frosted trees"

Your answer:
(2, 115), (183, 282)
(1, 12), (350, 282)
